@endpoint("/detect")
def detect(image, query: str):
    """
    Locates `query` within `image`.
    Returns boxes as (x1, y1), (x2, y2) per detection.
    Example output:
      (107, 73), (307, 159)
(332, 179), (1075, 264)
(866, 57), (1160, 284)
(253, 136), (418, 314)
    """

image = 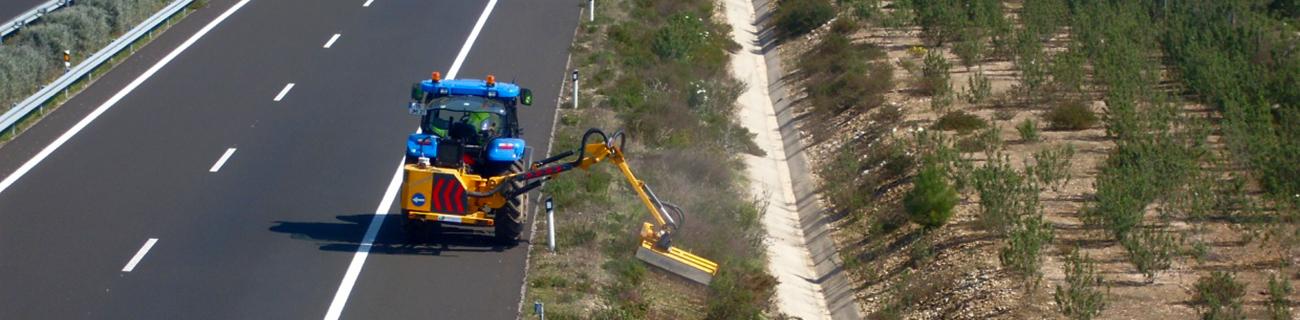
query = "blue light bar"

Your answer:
(421, 78), (520, 99)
